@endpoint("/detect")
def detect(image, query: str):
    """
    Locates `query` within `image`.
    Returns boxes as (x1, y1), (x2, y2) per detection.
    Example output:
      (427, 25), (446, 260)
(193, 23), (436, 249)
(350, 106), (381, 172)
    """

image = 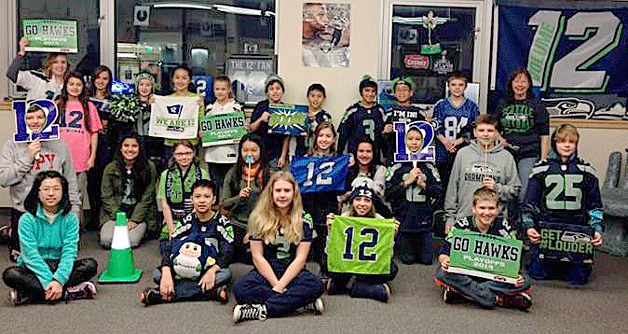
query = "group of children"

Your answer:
(0, 39), (607, 323)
